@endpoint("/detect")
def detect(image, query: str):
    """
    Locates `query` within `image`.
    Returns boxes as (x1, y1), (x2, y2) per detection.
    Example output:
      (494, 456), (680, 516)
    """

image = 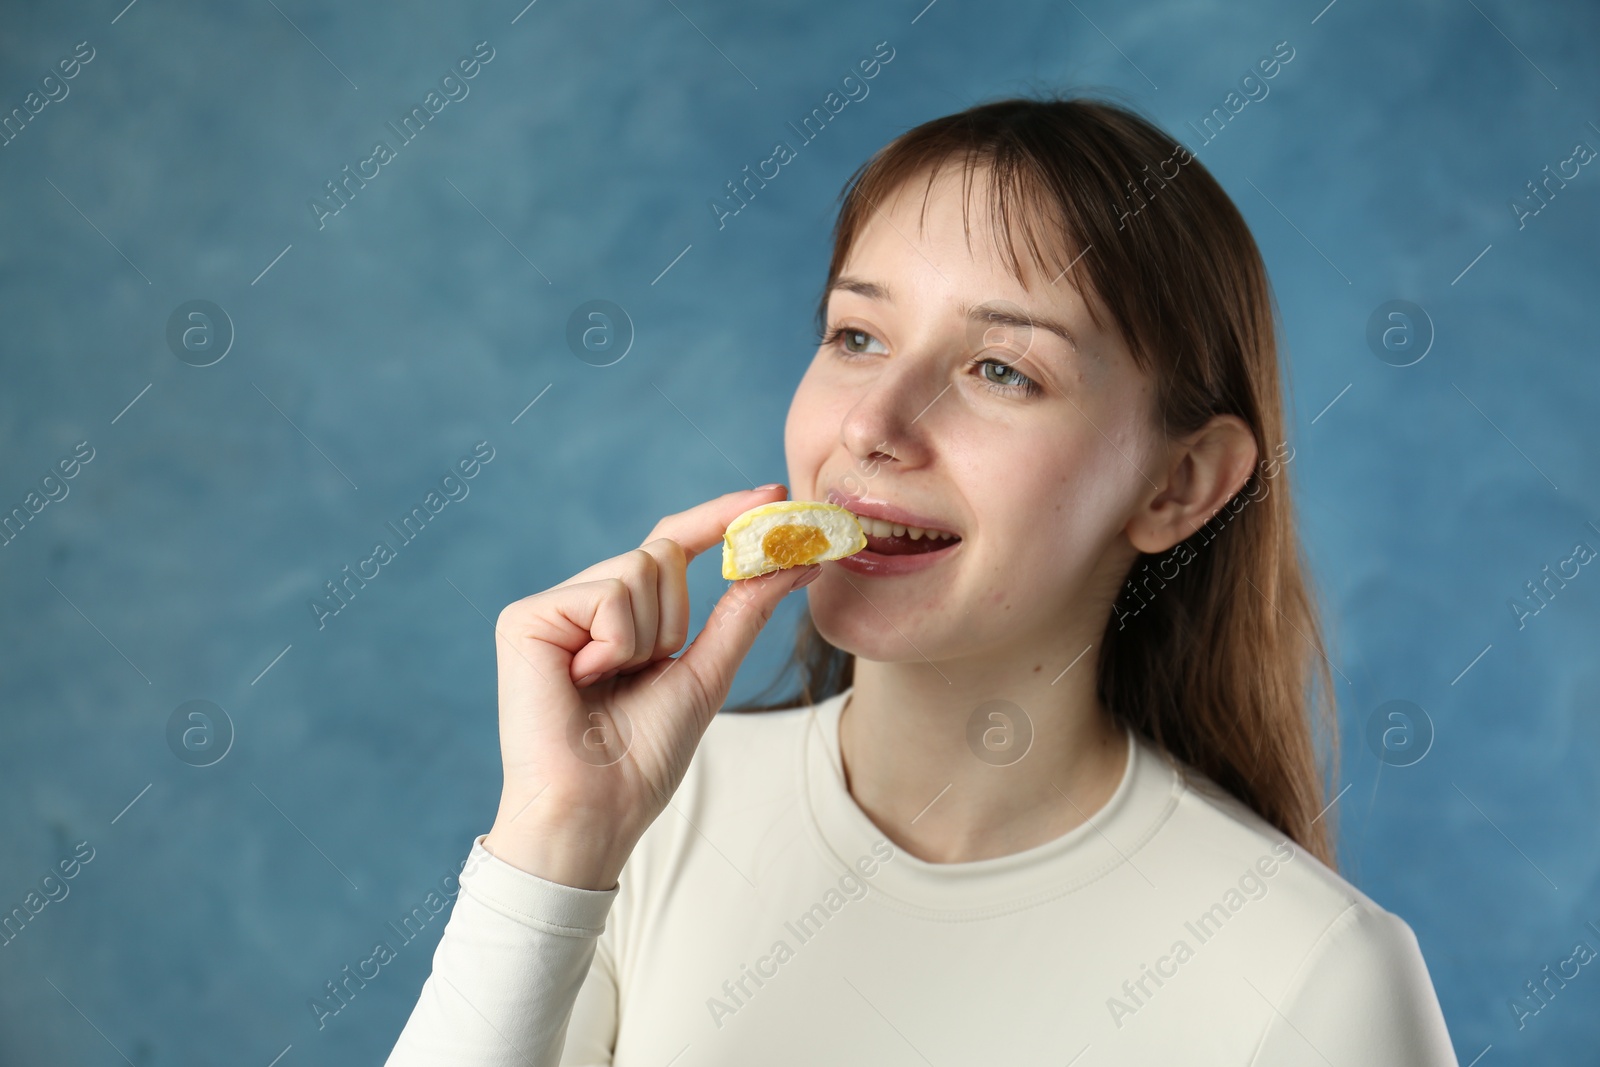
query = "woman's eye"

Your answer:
(979, 360), (1025, 387)
(973, 356), (1041, 396)
(841, 329), (874, 354)
(825, 326), (887, 355)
